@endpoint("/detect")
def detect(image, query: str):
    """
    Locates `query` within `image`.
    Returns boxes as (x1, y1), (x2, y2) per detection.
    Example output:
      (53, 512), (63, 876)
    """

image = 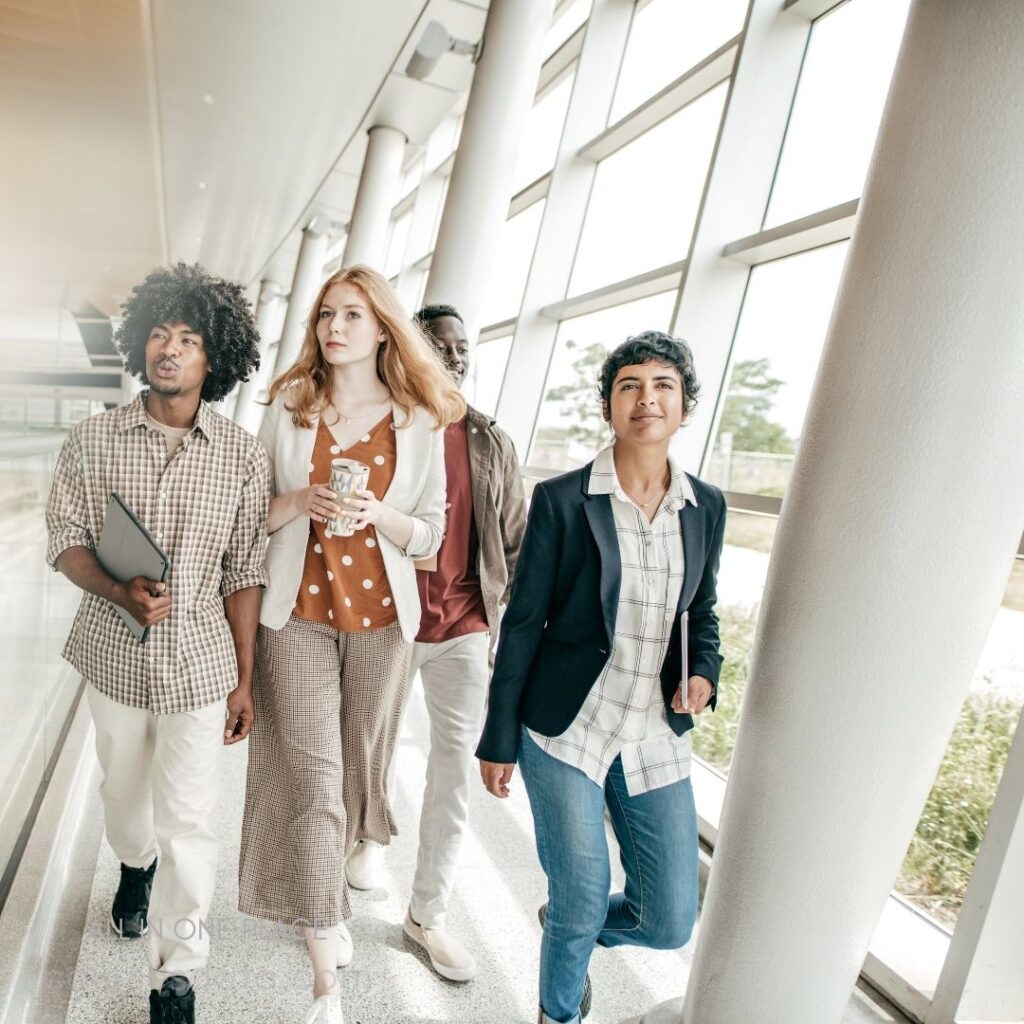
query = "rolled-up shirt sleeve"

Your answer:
(46, 428), (93, 569)
(220, 441), (271, 596)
